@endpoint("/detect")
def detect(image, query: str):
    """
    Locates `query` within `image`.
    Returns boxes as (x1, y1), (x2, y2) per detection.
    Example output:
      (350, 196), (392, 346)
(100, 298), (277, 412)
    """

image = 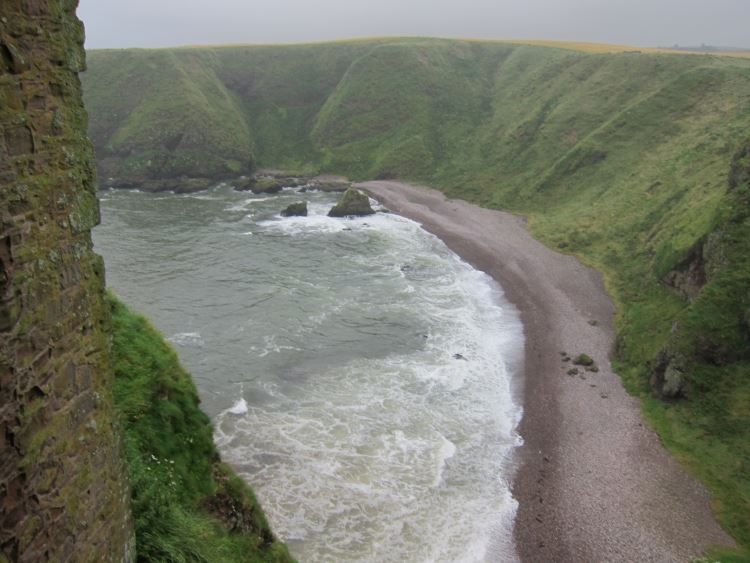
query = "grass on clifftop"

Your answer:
(109, 294), (294, 563)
